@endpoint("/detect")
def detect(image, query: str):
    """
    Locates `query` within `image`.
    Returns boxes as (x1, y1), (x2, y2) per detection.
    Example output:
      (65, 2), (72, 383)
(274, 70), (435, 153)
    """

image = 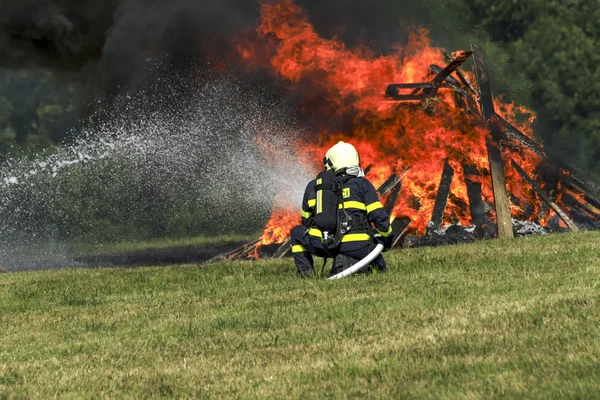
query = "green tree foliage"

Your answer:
(0, 71), (80, 157)
(464, 0), (600, 178)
